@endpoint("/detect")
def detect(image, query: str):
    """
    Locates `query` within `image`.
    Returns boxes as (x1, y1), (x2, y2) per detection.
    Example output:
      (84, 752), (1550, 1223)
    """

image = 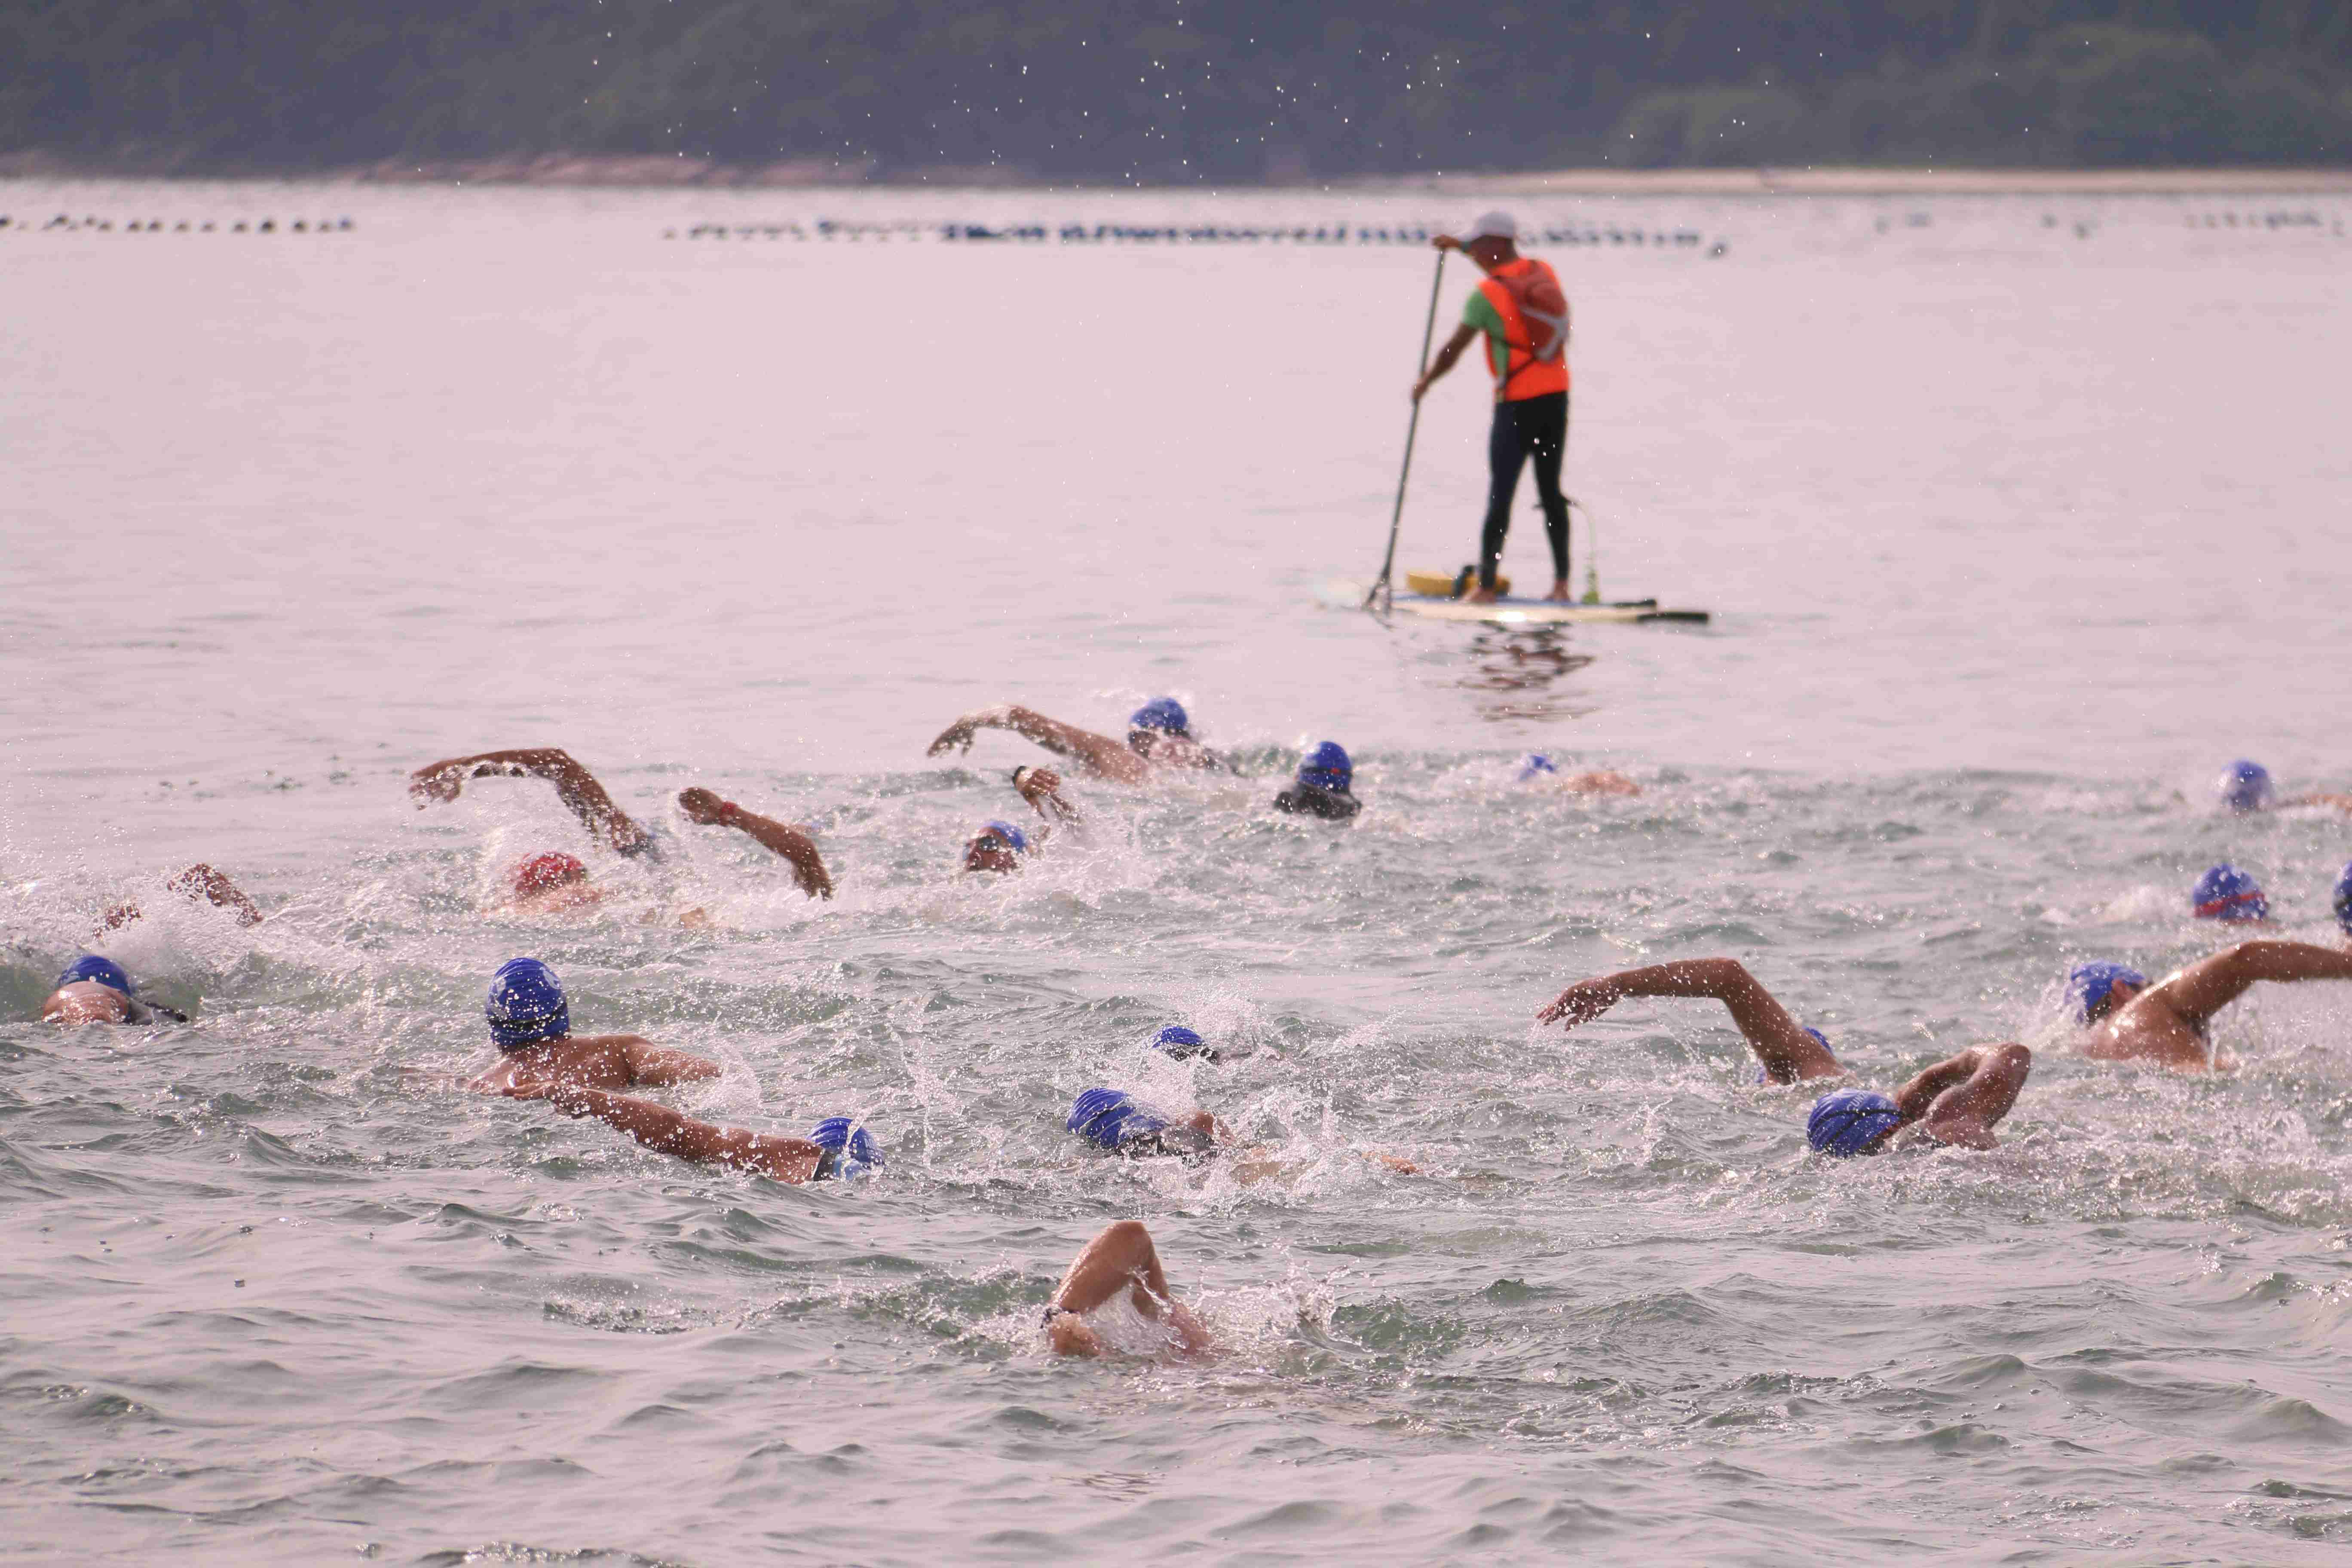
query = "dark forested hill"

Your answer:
(5, 0), (2351, 177)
